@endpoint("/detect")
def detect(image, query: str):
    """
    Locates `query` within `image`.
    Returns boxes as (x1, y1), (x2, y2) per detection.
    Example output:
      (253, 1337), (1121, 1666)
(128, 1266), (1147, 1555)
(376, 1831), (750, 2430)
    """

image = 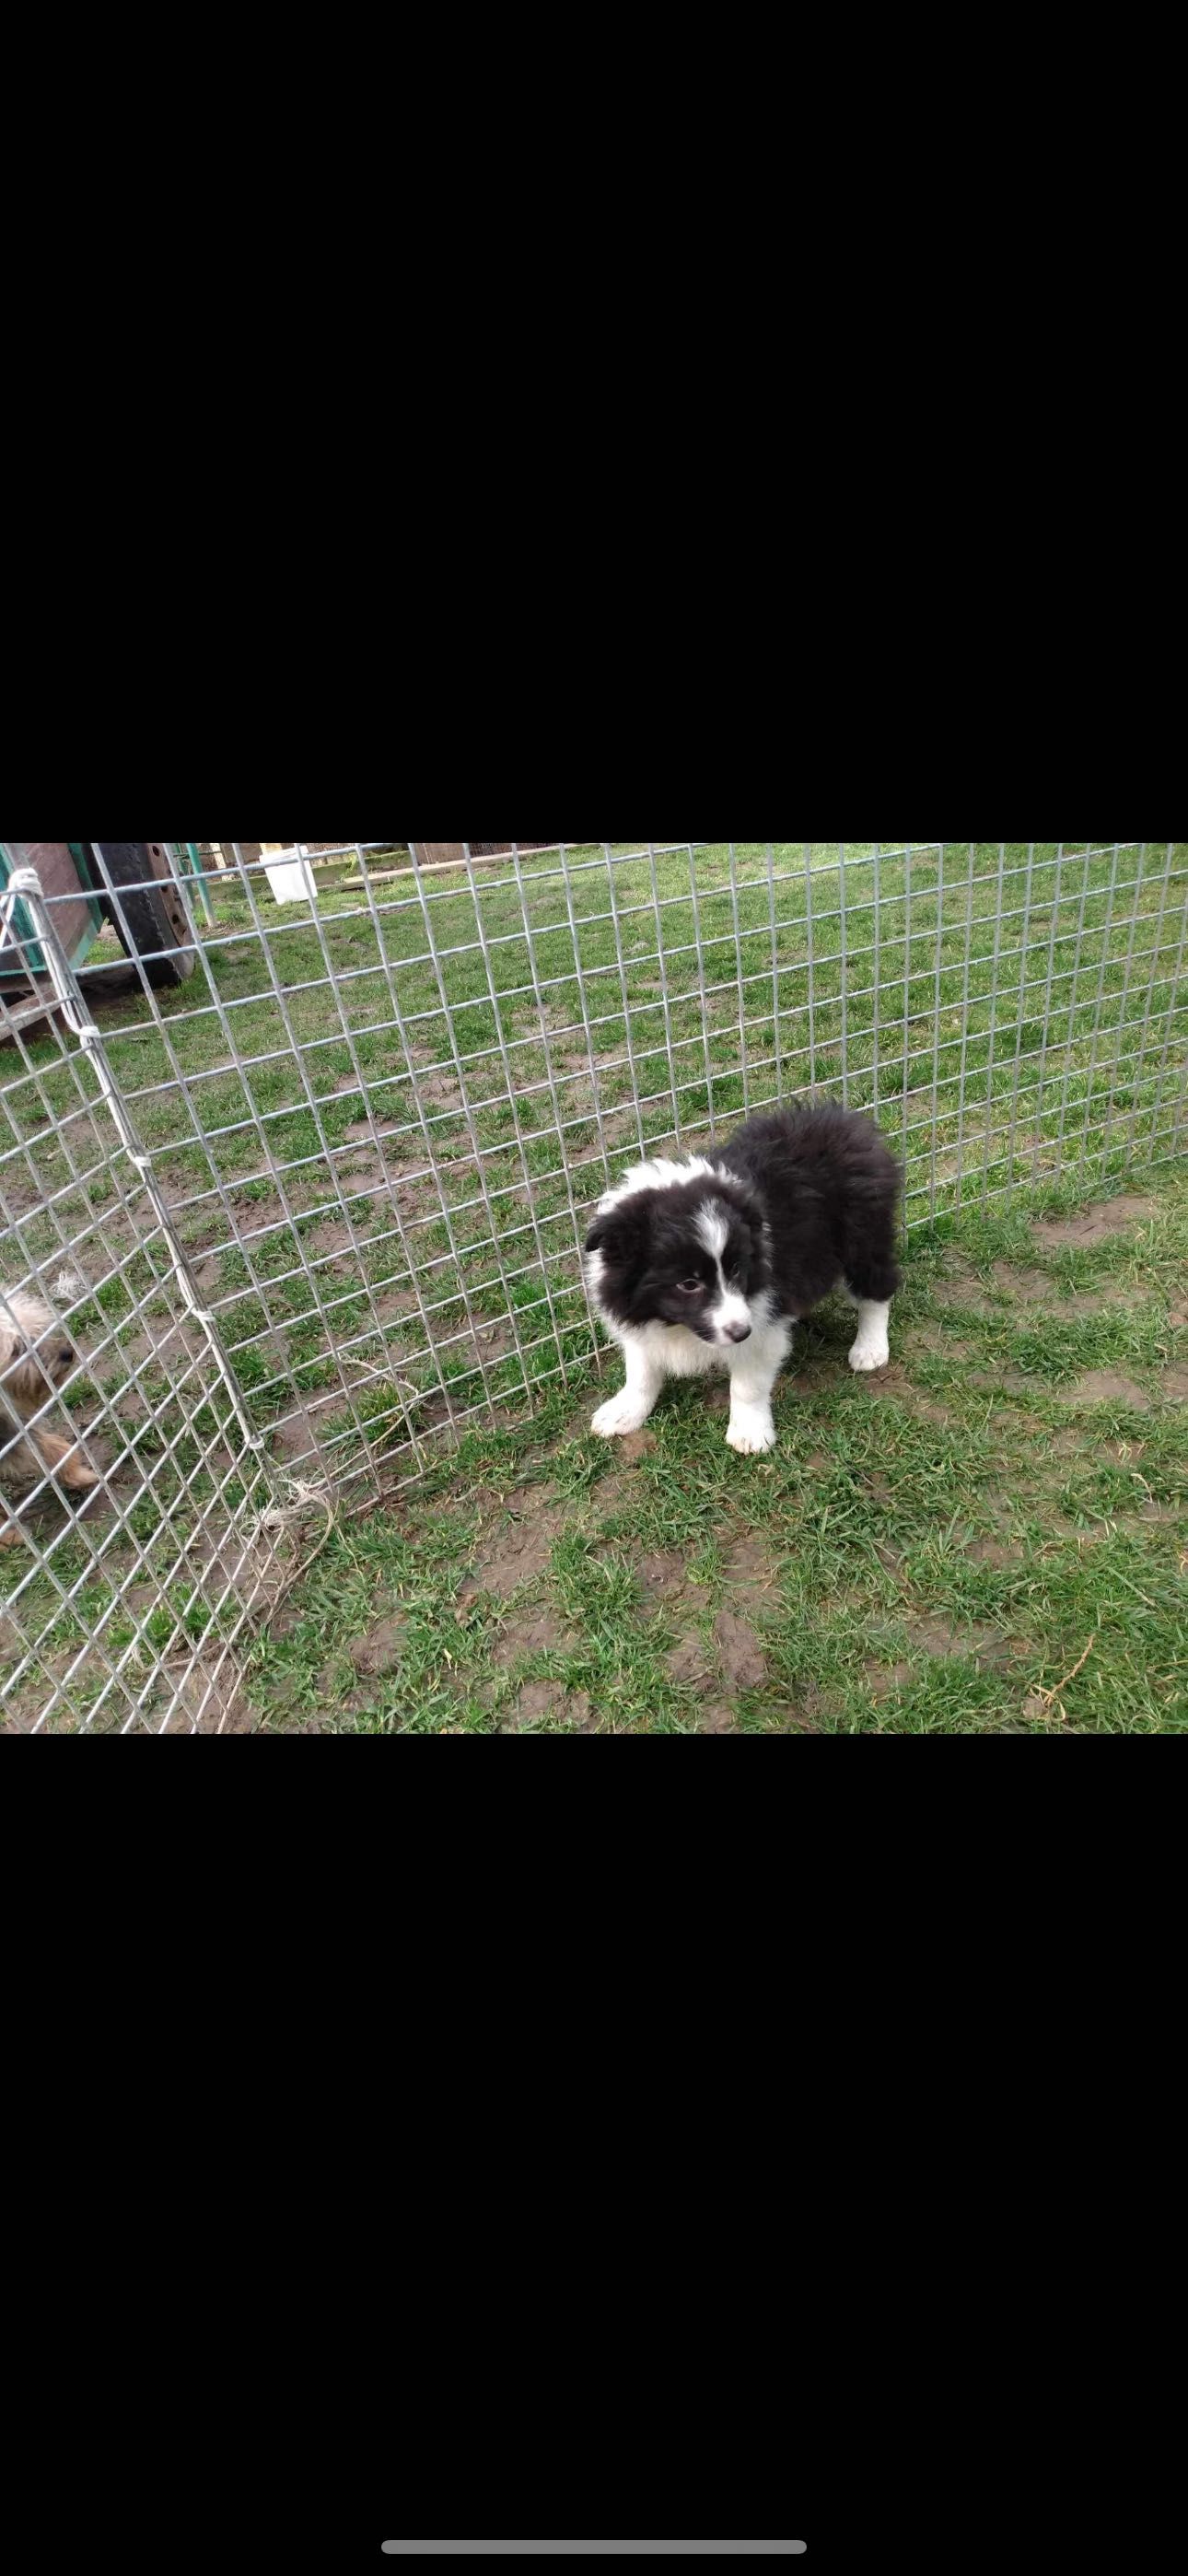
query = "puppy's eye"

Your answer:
(679, 1277), (704, 1294)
